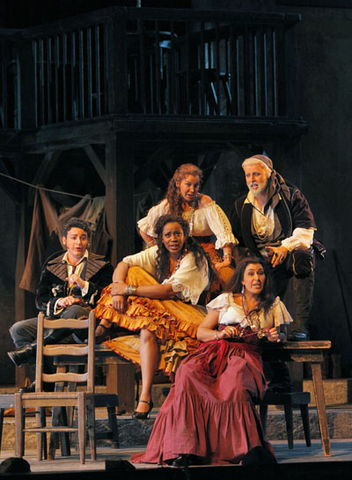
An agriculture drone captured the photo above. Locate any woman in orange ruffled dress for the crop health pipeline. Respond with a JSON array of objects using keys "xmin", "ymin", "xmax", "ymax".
[{"xmin": 94, "ymin": 214, "xmax": 209, "ymax": 418}]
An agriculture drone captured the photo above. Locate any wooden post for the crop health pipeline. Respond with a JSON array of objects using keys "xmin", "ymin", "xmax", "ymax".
[
  {"xmin": 14, "ymin": 200, "xmax": 31, "ymax": 387},
  {"xmin": 105, "ymin": 132, "xmax": 135, "ymax": 266},
  {"xmin": 18, "ymin": 38, "xmax": 36, "ymax": 129},
  {"xmin": 105, "ymin": 15, "xmax": 128, "ymax": 115}
]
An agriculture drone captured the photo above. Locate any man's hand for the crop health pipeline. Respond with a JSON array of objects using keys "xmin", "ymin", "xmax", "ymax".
[
  {"xmin": 265, "ymin": 245, "xmax": 288, "ymax": 268},
  {"xmin": 57, "ymin": 296, "xmax": 83, "ymax": 308},
  {"xmin": 66, "ymin": 273, "xmax": 85, "ymax": 289}
]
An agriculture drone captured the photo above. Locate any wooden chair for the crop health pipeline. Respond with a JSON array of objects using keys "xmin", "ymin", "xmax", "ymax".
[{"xmin": 15, "ymin": 311, "xmax": 96, "ymax": 464}]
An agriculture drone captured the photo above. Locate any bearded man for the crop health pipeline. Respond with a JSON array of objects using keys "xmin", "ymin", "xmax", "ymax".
[{"xmin": 230, "ymin": 155, "xmax": 325, "ymax": 342}]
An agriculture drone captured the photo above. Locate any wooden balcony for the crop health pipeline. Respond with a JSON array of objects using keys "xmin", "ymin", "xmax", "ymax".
[{"xmin": 0, "ymin": 6, "xmax": 306, "ymax": 139}]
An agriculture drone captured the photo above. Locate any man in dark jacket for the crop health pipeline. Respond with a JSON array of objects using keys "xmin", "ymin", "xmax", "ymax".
[
  {"xmin": 230, "ymin": 155, "xmax": 324, "ymax": 341},
  {"xmin": 8, "ymin": 217, "xmax": 113, "ymax": 370}
]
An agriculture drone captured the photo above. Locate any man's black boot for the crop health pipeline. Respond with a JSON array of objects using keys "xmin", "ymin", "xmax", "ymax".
[
  {"xmin": 8, "ymin": 344, "xmax": 36, "ymax": 368},
  {"xmin": 8, "ymin": 327, "xmax": 72, "ymax": 368}
]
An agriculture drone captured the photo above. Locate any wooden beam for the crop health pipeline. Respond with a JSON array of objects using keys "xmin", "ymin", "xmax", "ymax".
[
  {"xmin": 0, "ymin": 159, "xmax": 21, "ymax": 203},
  {"xmin": 14, "ymin": 192, "xmax": 35, "ymax": 388},
  {"xmin": 28, "ymin": 150, "xmax": 63, "ymax": 204},
  {"xmin": 134, "ymin": 144, "xmax": 172, "ymax": 188},
  {"xmin": 105, "ymin": 132, "xmax": 134, "ymax": 266},
  {"xmin": 20, "ymin": 115, "xmax": 308, "ymax": 153},
  {"xmin": 106, "ymin": 16, "xmax": 128, "ymax": 115},
  {"xmin": 199, "ymin": 151, "xmax": 222, "ymax": 185},
  {"xmin": 31, "ymin": 150, "xmax": 63, "ymax": 186},
  {"xmin": 83, "ymin": 144, "xmax": 107, "ymax": 185}
]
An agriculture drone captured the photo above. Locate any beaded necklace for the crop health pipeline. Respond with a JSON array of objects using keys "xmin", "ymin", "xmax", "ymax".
[
  {"xmin": 170, "ymin": 249, "xmax": 187, "ymax": 276},
  {"xmin": 188, "ymin": 196, "xmax": 199, "ymax": 237},
  {"xmin": 224, "ymin": 295, "xmax": 258, "ymax": 339}
]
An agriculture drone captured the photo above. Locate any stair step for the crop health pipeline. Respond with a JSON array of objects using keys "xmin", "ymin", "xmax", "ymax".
[{"xmin": 2, "ymin": 406, "xmax": 352, "ymax": 451}]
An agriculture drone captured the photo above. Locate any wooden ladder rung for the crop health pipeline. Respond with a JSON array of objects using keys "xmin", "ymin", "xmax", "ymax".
[{"xmin": 24, "ymin": 426, "xmax": 78, "ymax": 433}]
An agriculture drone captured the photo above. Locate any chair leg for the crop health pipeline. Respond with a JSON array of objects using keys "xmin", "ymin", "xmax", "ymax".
[
  {"xmin": 77, "ymin": 393, "xmax": 86, "ymax": 464},
  {"xmin": 14, "ymin": 393, "xmax": 24, "ymax": 457},
  {"xmin": 87, "ymin": 400, "xmax": 96, "ymax": 460},
  {"xmin": 284, "ymin": 405, "xmax": 294, "ymax": 449},
  {"xmin": 107, "ymin": 406, "xmax": 119, "ymax": 448},
  {"xmin": 0, "ymin": 408, "xmax": 4, "ymax": 452},
  {"xmin": 36, "ymin": 407, "xmax": 45, "ymax": 461},
  {"xmin": 39, "ymin": 408, "xmax": 47, "ymax": 460},
  {"xmin": 259, "ymin": 404, "xmax": 268, "ymax": 434},
  {"xmin": 300, "ymin": 404, "xmax": 311, "ymax": 447}
]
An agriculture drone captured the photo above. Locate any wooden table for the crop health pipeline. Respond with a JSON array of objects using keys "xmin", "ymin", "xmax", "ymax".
[{"xmin": 262, "ymin": 340, "xmax": 331, "ymax": 457}]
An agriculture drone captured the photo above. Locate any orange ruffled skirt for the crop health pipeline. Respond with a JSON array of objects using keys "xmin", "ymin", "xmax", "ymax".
[
  {"xmin": 196, "ymin": 239, "xmax": 235, "ymax": 291},
  {"xmin": 94, "ymin": 266, "xmax": 206, "ymax": 376}
]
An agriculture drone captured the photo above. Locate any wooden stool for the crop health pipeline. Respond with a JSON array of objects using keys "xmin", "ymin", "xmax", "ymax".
[
  {"xmin": 94, "ymin": 393, "xmax": 119, "ymax": 447},
  {"xmin": 95, "ymin": 345, "xmax": 135, "ymax": 413},
  {"xmin": 258, "ymin": 391, "xmax": 311, "ymax": 449}
]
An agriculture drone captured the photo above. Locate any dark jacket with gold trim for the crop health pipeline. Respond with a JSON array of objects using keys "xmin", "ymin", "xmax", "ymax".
[{"xmin": 35, "ymin": 251, "xmax": 113, "ymax": 317}]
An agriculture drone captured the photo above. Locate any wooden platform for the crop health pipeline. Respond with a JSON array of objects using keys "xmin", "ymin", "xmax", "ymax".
[{"xmin": 1, "ymin": 440, "xmax": 352, "ymax": 479}]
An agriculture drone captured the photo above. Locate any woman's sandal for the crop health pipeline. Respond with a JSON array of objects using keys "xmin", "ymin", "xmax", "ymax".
[
  {"xmin": 95, "ymin": 322, "xmax": 112, "ymax": 344},
  {"xmin": 132, "ymin": 399, "xmax": 154, "ymax": 420},
  {"xmin": 172, "ymin": 454, "xmax": 198, "ymax": 467}
]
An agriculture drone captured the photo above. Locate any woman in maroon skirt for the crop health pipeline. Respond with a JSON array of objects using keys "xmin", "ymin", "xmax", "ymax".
[{"xmin": 132, "ymin": 256, "xmax": 293, "ymax": 466}]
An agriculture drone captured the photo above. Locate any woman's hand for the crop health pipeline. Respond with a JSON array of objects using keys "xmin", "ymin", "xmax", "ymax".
[
  {"xmin": 111, "ymin": 282, "xmax": 127, "ymax": 296},
  {"xmin": 214, "ymin": 258, "xmax": 232, "ymax": 271},
  {"xmin": 112, "ymin": 294, "xmax": 126, "ymax": 313},
  {"xmin": 218, "ymin": 325, "xmax": 238, "ymax": 339},
  {"xmin": 266, "ymin": 327, "xmax": 281, "ymax": 342},
  {"xmin": 111, "ymin": 282, "xmax": 127, "ymax": 312}
]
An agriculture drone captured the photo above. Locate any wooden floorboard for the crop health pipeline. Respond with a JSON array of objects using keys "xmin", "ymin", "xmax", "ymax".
[{"xmin": 1, "ymin": 439, "xmax": 352, "ymax": 473}]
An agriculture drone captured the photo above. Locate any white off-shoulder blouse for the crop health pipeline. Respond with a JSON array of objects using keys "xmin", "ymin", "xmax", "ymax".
[
  {"xmin": 206, "ymin": 293, "xmax": 293, "ymax": 330},
  {"xmin": 137, "ymin": 198, "xmax": 237, "ymax": 250},
  {"xmin": 123, "ymin": 245, "xmax": 209, "ymax": 305}
]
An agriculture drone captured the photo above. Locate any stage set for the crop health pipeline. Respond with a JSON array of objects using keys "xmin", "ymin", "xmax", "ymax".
[
  {"xmin": 1, "ymin": 418, "xmax": 352, "ymax": 479},
  {"xmin": 1, "ymin": 347, "xmax": 352, "ymax": 480},
  {"xmin": 1, "ymin": 2, "xmax": 352, "ymax": 479}
]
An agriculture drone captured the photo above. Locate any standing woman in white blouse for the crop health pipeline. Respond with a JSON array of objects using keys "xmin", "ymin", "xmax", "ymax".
[{"xmin": 138, "ymin": 163, "xmax": 237, "ymax": 293}]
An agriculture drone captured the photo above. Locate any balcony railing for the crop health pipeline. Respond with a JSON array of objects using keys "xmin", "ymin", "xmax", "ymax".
[
  {"xmin": 0, "ymin": 30, "xmax": 21, "ymax": 130},
  {"xmin": 0, "ymin": 7, "xmax": 300, "ymax": 129}
]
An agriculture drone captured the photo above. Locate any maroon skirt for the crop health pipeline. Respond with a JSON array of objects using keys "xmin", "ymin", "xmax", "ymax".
[{"xmin": 132, "ymin": 339, "xmax": 275, "ymax": 465}]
